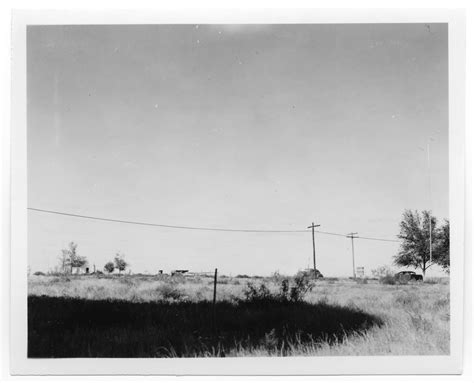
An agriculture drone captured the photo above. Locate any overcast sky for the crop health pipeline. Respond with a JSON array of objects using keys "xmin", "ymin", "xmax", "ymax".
[{"xmin": 27, "ymin": 24, "xmax": 448, "ymax": 276}]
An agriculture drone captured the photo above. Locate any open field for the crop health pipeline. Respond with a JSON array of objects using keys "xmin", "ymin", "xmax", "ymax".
[{"xmin": 28, "ymin": 274, "xmax": 450, "ymax": 357}]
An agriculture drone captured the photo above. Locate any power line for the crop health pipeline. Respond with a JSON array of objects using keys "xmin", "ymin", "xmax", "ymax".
[
  {"xmin": 356, "ymin": 235, "xmax": 400, "ymax": 243},
  {"xmin": 27, "ymin": 207, "xmax": 401, "ymax": 242},
  {"xmin": 313, "ymin": 230, "xmax": 399, "ymax": 243},
  {"xmin": 27, "ymin": 208, "xmax": 308, "ymax": 233}
]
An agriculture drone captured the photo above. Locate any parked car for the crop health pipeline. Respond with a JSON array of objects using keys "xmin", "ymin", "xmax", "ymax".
[
  {"xmin": 300, "ymin": 268, "xmax": 324, "ymax": 279},
  {"xmin": 395, "ymin": 271, "xmax": 423, "ymax": 282}
]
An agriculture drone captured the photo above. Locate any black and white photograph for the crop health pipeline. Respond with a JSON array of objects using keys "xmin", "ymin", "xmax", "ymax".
[{"xmin": 8, "ymin": 8, "xmax": 467, "ymax": 376}]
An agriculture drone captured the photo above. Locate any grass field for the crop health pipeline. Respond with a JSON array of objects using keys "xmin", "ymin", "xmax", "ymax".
[{"xmin": 27, "ymin": 274, "xmax": 450, "ymax": 357}]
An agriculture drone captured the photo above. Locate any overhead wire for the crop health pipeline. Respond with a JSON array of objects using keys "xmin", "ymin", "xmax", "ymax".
[{"xmin": 27, "ymin": 207, "xmax": 401, "ymax": 243}]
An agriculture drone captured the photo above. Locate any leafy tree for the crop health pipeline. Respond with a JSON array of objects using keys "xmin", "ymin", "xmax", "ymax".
[
  {"xmin": 60, "ymin": 242, "xmax": 88, "ymax": 274},
  {"xmin": 114, "ymin": 253, "xmax": 128, "ymax": 275},
  {"xmin": 434, "ymin": 220, "xmax": 450, "ymax": 272},
  {"xmin": 394, "ymin": 210, "xmax": 440, "ymax": 277},
  {"xmin": 104, "ymin": 261, "xmax": 115, "ymax": 274}
]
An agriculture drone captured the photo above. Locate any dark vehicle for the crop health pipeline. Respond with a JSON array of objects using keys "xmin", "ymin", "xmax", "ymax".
[
  {"xmin": 395, "ymin": 271, "xmax": 423, "ymax": 282},
  {"xmin": 300, "ymin": 268, "xmax": 324, "ymax": 279}
]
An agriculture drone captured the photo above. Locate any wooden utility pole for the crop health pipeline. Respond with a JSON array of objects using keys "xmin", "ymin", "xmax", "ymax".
[
  {"xmin": 307, "ymin": 222, "xmax": 321, "ymax": 279},
  {"xmin": 346, "ymin": 232, "xmax": 359, "ymax": 278},
  {"xmin": 427, "ymin": 141, "xmax": 433, "ymax": 264}
]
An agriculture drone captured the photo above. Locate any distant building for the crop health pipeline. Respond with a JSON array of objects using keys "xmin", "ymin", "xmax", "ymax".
[
  {"xmin": 71, "ymin": 266, "xmax": 88, "ymax": 274},
  {"xmin": 171, "ymin": 269, "xmax": 189, "ymax": 276}
]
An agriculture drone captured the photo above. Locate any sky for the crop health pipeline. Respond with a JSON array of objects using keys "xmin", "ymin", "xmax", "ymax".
[{"xmin": 27, "ymin": 24, "xmax": 448, "ymax": 277}]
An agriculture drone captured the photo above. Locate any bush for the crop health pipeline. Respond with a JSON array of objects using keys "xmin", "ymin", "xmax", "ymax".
[
  {"xmin": 33, "ymin": 271, "xmax": 45, "ymax": 276},
  {"xmin": 243, "ymin": 282, "xmax": 271, "ymax": 301},
  {"xmin": 289, "ymin": 273, "xmax": 315, "ymax": 302},
  {"xmin": 270, "ymin": 271, "xmax": 288, "ymax": 284},
  {"xmin": 156, "ymin": 284, "xmax": 184, "ymax": 300},
  {"xmin": 371, "ymin": 265, "xmax": 394, "ymax": 280},
  {"xmin": 244, "ymin": 273, "xmax": 314, "ymax": 303}
]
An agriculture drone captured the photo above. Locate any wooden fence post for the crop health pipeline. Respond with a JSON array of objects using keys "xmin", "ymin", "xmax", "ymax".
[{"xmin": 212, "ymin": 268, "xmax": 217, "ymax": 333}]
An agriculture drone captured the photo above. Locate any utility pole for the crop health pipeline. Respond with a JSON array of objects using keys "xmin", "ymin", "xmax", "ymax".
[
  {"xmin": 346, "ymin": 232, "xmax": 359, "ymax": 278},
  {"xmin": 419, "ymin": 139, "xmax": 434, "ymax": 264},
  {"xmin": 307, "ymin": 222, "xmax": 321, "ymax": 279},
  {"xmin": 427, "ymin": 141, "xmax": 433, "ymax": 263}
]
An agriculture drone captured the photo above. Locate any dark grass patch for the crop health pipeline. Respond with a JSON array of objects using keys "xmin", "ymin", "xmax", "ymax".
[{"xmin": 28, "ymin": 295, "xmax": 382, "ymax": 358}]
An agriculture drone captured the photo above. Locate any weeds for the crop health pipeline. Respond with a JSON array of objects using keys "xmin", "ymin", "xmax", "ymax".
[
  {"xmin": 156, "ymin": 284, "xmax": 184, "ymax": 300},
  {"xmin": 28, "ymin": 295, "xmax": 381, "ymax": 358},
  {"xmin": 27, "ymin": 274, "xmax": 450, "ymax": 357},
  {"xmin": 244, "ymin": 273, "xmax": 314, "ymax": 303}
]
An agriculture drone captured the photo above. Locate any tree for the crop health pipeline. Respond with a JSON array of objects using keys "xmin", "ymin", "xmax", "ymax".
[
  {"xmin": 394, "ymin": 210, "xmax": 440, "ymax": 278},
  {"xmin": 371, "ymin": 265, "xmax": 394, "ymax": 279},
  {"xmin": 114, "ymin": 253, "xmax": 128, "ymax": 275},
  {"xmin": 60, "ymin": 242, "xmax": 88, "ymax": 274},
  {"xmin": 58, "ymin": 248, "xmax": 70, "ymax": 274},
  {"xmin": 434, "ymin": 220, "xmax": 450, "ymax": 272},
  {"xmin": 104, "ymin": 261, "xmax": 115, "ymax": 274}
]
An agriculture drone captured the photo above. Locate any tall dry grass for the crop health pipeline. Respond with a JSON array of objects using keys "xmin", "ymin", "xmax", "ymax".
[{"xmin": 28, "ymin": 274, "xmax": 449, "ymax": 356}]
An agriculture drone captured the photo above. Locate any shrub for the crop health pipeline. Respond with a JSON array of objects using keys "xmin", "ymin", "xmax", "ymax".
[
  {"xmin": 371, "ymin": 265, "xmax": 394, "ymax": 280},
  {"xmin": 270, "ymin": 271, "xmax": 288, "ymax": 284},
  {"xmin": 356, "ymin": 278, "xmax": 369, "ymax": 284},
  {"xmin": 289, "ymin": 273, "xmax": 314, "ymax": 302},
  {"xmin": 244, "ymin": 273, "xmax": 314, "ymax": 303},
  {"xmin": 33, "ymin": 271, "xmax": 45, "ymax": 276},
  {"xmin": 243, "ymin": 282, "xmax": 271, "ymax": 301},
  {"xmin": 156, "ymin": 284, "xmax": 184, "ymax": 300}
]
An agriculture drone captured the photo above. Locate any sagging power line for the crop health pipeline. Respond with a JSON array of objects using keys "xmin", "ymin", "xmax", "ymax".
[{"xmin": 27, "ymin": 207, "xmax": 401, "ymax": 243}]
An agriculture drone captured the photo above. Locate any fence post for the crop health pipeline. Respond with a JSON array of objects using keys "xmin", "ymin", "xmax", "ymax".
[{"xmin": 212, "ymin": 268, "xmax": 218, "ymax": 334}]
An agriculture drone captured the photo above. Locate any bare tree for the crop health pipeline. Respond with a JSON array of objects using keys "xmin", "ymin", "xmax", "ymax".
[{"xmin": 58, "ymin": 248, "xmax": 70, "ymax": 274}]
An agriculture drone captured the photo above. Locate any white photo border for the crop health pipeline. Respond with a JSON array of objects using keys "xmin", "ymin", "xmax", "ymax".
[{"xmin": 10, "ymin": 8, "xmax": 466, "ymax": 375}]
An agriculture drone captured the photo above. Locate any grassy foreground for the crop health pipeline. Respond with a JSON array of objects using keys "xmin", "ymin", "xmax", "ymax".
[{"xmin": 27, "ymin": 274, "xmax": 450, "ymax": 357}]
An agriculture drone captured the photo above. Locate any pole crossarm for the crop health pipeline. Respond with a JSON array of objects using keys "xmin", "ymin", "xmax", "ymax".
[{"xmin": 346, "ymin": 232, "xmax": 359, "ymax": 239}]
